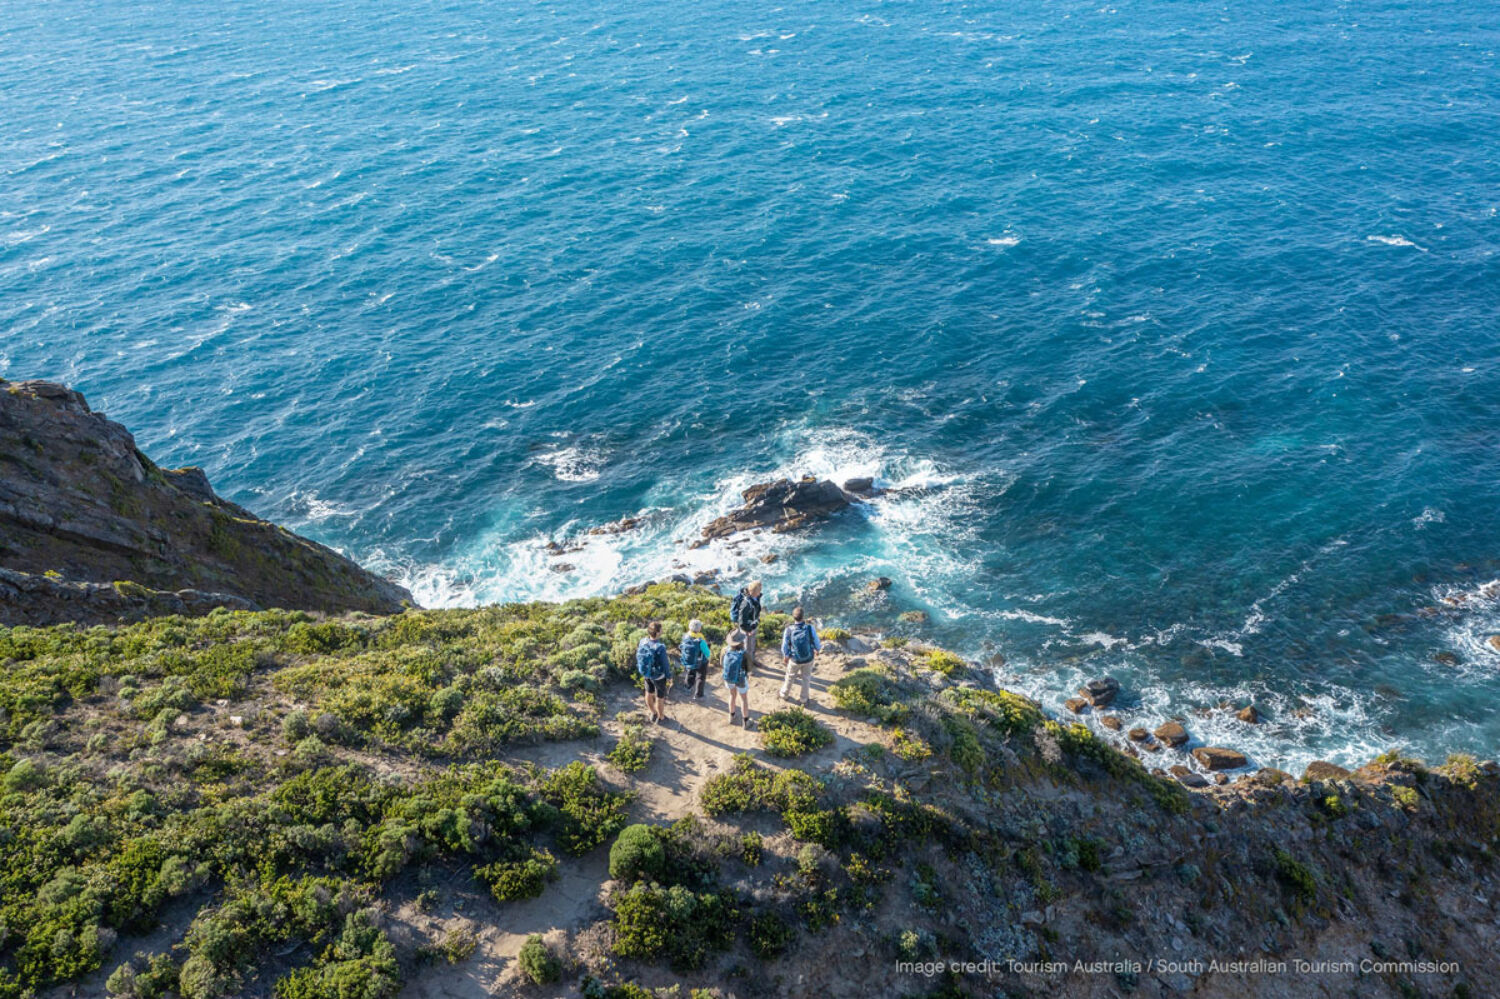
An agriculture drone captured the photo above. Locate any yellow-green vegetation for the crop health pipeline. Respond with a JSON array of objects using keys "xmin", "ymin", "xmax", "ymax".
[
  {"xmin": 890, "ymin": 726, "xmax": 932, "ymax": 762},
  {"xmin": 820, "ymin": 627, "xmax": 852, "ymax": 642},
  {"xmin": 609, "ymin": 719, "xmax": 655, "ymax": 773},
  {"xmin": 921, "ymin": 649, "xmax": 964, "ymax": 675},
  {"xmin": 757, "ymin": 708, "xmax": 835, "ymax": 757},
  {"xmin": 828, "ymin": 667, "xmax": 909, "ymax": 724},
  {"xmin": 517, "ymin": 934, "xmax": 561, "ymax": 985},
  {"xmin": 0, "ymin": 585, "xmax": 724, "ymax": 998}
]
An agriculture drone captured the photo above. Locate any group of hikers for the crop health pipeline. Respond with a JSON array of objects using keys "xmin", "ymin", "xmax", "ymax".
[{"xmin": 634, "ymin": 580, "xmax": 823, "ymax": 728}]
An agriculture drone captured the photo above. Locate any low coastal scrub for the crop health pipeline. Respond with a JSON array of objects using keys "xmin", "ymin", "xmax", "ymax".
[{"xmin": 758, "ymin": 708, "xmax": 835, "ymax": 757}]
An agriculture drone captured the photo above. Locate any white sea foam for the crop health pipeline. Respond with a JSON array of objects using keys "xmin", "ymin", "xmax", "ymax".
[
  {"xmin": 531, "ymin": 443, "xmax": 607, "ymax": 482},
  {"xmin": 1366, "ymin": 234, "xmax": 1428, "ymax": 252},
  {"xmin": 986, "ymin": 235, "xmax": 1020, "ymax": 247}
]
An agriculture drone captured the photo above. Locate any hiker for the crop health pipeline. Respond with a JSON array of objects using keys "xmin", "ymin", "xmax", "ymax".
[
  {"xmin": 636, "ymin": 620, "xmax": 671, "ymax": 725},
  {"xmin": 680, "ymin": 618, "xmax": 711, "ymax": 699},
  {"xmin": 722, "ymin": 630, "xmax": 752, "ymax": 726},
  {"xmin": 731, "ymin": 580, "xmax": 763, "ymax": 669},
  {"xmin": 780, "ymin": 606, "xmax": 822, "ymax": 705}
]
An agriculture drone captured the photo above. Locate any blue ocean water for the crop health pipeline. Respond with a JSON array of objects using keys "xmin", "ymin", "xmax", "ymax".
[{"xmin": 3, "ymin": 0, "xmax": 1498, "ymax": 772}]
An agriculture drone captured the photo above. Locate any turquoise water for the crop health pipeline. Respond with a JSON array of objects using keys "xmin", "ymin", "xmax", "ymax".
[{"xmin": 4, "ymin": 0, "xmax": 1498, "ymax": 772}]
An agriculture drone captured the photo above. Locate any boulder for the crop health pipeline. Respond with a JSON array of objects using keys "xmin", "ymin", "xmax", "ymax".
[
  {"xmin": 1065, "ymin": 697, "xmax": 1090, "ymax": 714},
  {"xmin": 1192, "ymin": 746, "xmax": 1248, "ymax": 771},
  {"xmin": 1488, "ymin": 635, "xmax": 1500, "ymax": 653},
  {"xmin": 1154, "ymin": 721, "xmax": 1189, "ymax": 747},
  {"xmin": 699, "ymin": 477, "xmax": 854, "ymax": 544},
  {"xmin": 867, "ymin": 577, "xmax": 893, "ymax": 592},
  {"xmin": 1079, "ymin": 676, "xmax": 1120, "ymax": 707},
  {"xmin": 1128, "ymin": 728, "xmax": 1150, "ymax": 742},
  {"xmin": 843, "ymin": 477, "xmax": 879, "ymax": 495},
  {"xmin": 1169, "ymin": 765, "xmax": 1210, "ymax": 788},
  {"xmin": 760, "ymin": 553, "xmax": 779, "ymax": 564},
  {"xmin": 1303, "ymin": 760, "xmax": 1352, "ymax": 781},
  {"xmin": 898, "ymin": 610, "xmax": 929, "ymax": 624},
  {"xmin": 1100, "ymin": 715, "xmax": 1123, "ymax": 731},
  {"xmin": 1237, "ymin": 705, "xmax": 1259, "ymax": 724}
]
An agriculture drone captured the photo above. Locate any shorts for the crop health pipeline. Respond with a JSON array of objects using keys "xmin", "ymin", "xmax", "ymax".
[
  {"xmin": 723, "ymin": 677, "xmax": 748, "ymax": 694},
  {"xmin": 644, "ymin": 677, "xmax": 668, "ymax": 697}
]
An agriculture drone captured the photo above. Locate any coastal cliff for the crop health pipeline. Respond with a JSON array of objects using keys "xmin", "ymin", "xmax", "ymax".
[
  {"xmin": 0, "ymin": 391, "xmax": 1495, "ymax": 999},
  {"xmin": 0, "ymin": 379, "xmax": 411, "ymax": 625}
]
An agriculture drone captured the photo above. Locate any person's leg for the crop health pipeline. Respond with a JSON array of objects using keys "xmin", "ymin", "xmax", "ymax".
[
  {"xmin": 745, "ymin": 630, "xmax": 757, "ymax": 670},
  {"xmin": 800, "ymin": 661, "xmax": 811, "ymax": 704},
  {"xmin": 656, "ymin": 680, "xmax": 669, "ymax": 722},
  {"xmin": 645, "ymin": 689, "xmax": 658, "ymax": 722},
  {"xmin": 780, "ymin": 660, "xmax": 793, "ymax": 700}
]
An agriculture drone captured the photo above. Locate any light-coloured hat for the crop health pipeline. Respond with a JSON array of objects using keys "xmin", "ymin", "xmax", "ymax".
[
  {"xmin": 728, "ymin": 630, "xmax": 746, "ymax": 649},
  {"xmin": 689, "ymin": 618, "xmax": 703, "ymax": 632}
]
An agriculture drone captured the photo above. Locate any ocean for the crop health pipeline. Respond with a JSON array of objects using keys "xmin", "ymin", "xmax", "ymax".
[{"xmin": 3, "ymin": 0, "xmax": 1498, "ymax": 774}]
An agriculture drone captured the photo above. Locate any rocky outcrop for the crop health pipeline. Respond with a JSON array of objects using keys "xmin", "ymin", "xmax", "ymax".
[
  {"xmin": 695, "ymin": 476, "xmax": 857, "ymax": 546},
  {"xmin": 0, "ymin": 379, "xmax": 412, "ymax": 626},
  {"xmin": 1304, "ymin": 760, "xmax": 1353, "ymax": 781},
  {"xmin": 1193, "ymin": 746, "xmax": 1249, "ymax": 770},
  {"xmin": 1154, "ymin": 720, "xmax": 1189, "ymax": 747},
  {"xmin": 1078, "ymin": 676, "xmax": 1120, "ymax": 707}
]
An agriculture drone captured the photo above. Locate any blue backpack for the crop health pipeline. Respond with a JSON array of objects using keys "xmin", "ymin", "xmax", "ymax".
[
  {"xmin": 788, "ymin": 622, "xmax": 815, "ymax": 663},
  {"xmin": 722, "ymin": 648, "xmax": 747, "ymax": 685},
  {"xmin": 680, "ymin": 634, "xmax": 705, "ymax": 669},
  {"xmin": 636, "ymin": 640, "xmax": 659, "ymax": 677}
]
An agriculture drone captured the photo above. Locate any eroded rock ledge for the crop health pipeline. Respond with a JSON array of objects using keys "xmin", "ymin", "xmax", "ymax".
[{"xmin": 0, "ymin": 378, "xmax": 412, "ymax": 625}]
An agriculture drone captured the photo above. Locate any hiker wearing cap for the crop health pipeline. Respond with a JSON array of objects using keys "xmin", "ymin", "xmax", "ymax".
[
  {"xmin": 731, "ymin": 581, "xmax": 763, "ymax": 670},
  {"xmin": 722, "ymin": 630, "xmax": 752, "ymax": 726},
  {"xmin": 636, "ymin": 620, "xmax": 671, "ymax": 725},
  {"xmin": 680, "ymin": 618, "xmax": 711, "ymax": 699},
  {"xmin": 780, "ymin": 606, "xmax": 822, "ymax": 706}
]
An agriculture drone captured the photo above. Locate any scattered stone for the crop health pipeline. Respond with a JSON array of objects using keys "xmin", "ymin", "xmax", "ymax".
[
  {"xmin": 1237, "ymin": 704, "xmax": 1259, "ymax": 724},
  {"xmin": 1100, "ymin": 715, "xmax": 1122, "ymax": 731},
  {"xmin": 1154, "ymin": 721, "xmax": 1188, "ymax": 747},
  {"xmin": 1192, "ymin": 746, "xmax": 1248, "ymax": 771},
  {"xmin": 898, "ymin": 610, "xmax": 929, "ymax": 624},
  {"xmin": 1433, "ymin": 651, "xmax": 1459, "ymax": 666},
  {"xmin": 1303, "ymin": 760, "xmax": 1352, "ymax": 781},
  {"xmin": 1079, "ymin": 676, "xmax": 1120, "ymax": 707},
  {"xmin": 1020, "ymin": 910, "xmax": 1045, "ymax": 928},
  {"xmin": 1488, "ymin": 635, "xmax": 1500, "ymax": 653},
  {"xmin": 622, "ymin": 582, "xmax": 652, "ymax": 596},
  {"xmin": 760, "ymin": 553, "xmax": 779, "ymax": 564},
  {"xmin": 1145, "ymin": 743, "xmax": 1162, "ymax": 753},
  {"xmin": 867, "ymin": 577, "xmax": 893, "ymax": 593},
  {"xmin": 1213, "ymin": 773, "xmax": 1230, "ymax": 785},
  {"xmin": 1128, "ymin": 727, "xmax": 1150, "ymax": 742},
  {"xmin": 843, "ymin": 476, "xmax": 879, "ymax": 495},
  {"xmin": 698, "ymin": 477, "xmax": 854, "ymax": 544},
  {"xmin": 229, "ymin": 715, "xmax": 243, "ymax": 728},
  {"xmin": 587, "ymin": 516, "xmax": 640, "ymax": 536},
  {"xmin": 549, "ymin": 563, "xmax": 575, "ymax": 574},
  {"xmin": 1169, "ymin": 765, "xmax": 1210, "ymax": 788},
  {"xmin": 1065, "ymin": 697, "xmax": 1090, "ymax": 714},
  {"xmin": 1251, "ymin": 768, "xmax": 1293, "ymax": 786}
]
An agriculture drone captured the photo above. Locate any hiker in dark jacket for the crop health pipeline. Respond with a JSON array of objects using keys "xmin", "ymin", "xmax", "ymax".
[
  {"xmin": 780, "ymin": 605, "xmax": 822, "ymax": 705},
  {"xmin": 722, "ymin": 630, "xmax": 752, "ymax": 726},
  {"xmin": 680, "ymin": 618, "xmax": 711, "ymax": 699},
  {"xmin": 636, "ymin": 620, "xmax": 671, "ymax": 725},
  {"xmin": 731, "ymin": 581, "xmax": 763, "ymax": 670}
]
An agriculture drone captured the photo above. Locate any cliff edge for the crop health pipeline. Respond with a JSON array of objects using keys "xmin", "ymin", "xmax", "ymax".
[{"xmin": 0, "ymin": 379, "xmax": 411, "ymax": 625}]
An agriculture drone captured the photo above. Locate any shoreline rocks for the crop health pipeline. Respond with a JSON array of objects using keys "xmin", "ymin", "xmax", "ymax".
[
  {"xmin": 1193, "ymin": 746, "xmax": 1249, "ymax": 771},
  {"xmin": 694, "ymin": 476, "xmax": 857, "ymax": 547},
  {"xmin": 1154, "ymin": 721, "xmax": 1189, "ymax": 747},
  {"xmin": 1078, "ymin": 676, "xmax": 1120, "ymax": 707}
]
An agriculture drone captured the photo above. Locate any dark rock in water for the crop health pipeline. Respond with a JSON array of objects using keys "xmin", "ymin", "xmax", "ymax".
[
  {"xmin": 0, "ymin": 378, "xmax": 411, "ymax": 626},
  {"xmin": 1079, "ymin": 676, "xmax": 1120, "ymax": 707},
  {"xmin": 1237, "ymin": 705, "xmax": 1259, "ymax": 724},
  {"xmin": 1065, "ymin": 697, "xmax": 1090, "ymax": 714},
  {"xmin": 692, "ymin": 570, "xmax": 720, "ymax": 586},
  {"xmin": 550, "ymin": 563, "xmax": 576, "ymax": 574},
  {"xmin": 898, "ymin": 610, "xmax": 929, "ymax": 624},
  {"xmin": 843, "ymin": 476, "xmax": 879, "ymax": 495},
  {"xmin": 670, "ymin": 573, "xmax": 694, "ymax": 586},
  {"xmin": 1127, "ymin": 727, "xmax": 1150, "ymax": 742},
  {"xmin": 1303, "ymin": 760, "xmax": 1352, "ymax": 781},
  {"xmin": 1169, "ymin": 765, "xmax": 1210, "ymax": 788},
  {"xmin": 588, "ymin": 516, "xmax": 640, "ymax": 536},
  {"xmin": 698, "ymin": 476, "xmax": 854, "ymax": 544},
  {"xmin": 1433, "ymin": 651, "xmax": 1459, "ymax": 666},
  {"xmin": 1154, "ymin": 721, "xmax": 1189, "ymax": 747},
  {"xmin": 1100, "ymin": 715, "xmax": 1123, "ymax": 731},
  {"xmin": 1488, "ymin": 635, "xmax": 1500, "ymax": 653},
  {"xmin": 1193, "ymin": 746, "xmax": 1248, "ymax": 771},
  {"xmin": 760, "ymin": 553, "xmax": 779, "ymax": 564},
  {"xmin": 867, "ymin": 576, "xmax": 893, "ymax": 592},
  {"xmin": 622, "ymin": 581, "xmax": 654, "ymax": 596}
]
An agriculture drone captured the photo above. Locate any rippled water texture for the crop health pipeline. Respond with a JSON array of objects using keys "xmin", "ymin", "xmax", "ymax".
[{"xmin": 4, "ymin": 0, "xmax": 1499, "ymax": 771}]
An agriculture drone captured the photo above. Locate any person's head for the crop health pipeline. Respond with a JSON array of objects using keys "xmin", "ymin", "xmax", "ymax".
[
  {"xmin": 748, "ymin": 581, "xmax": 763, "ymax": 597},
  {"xmin": 728, "ymin": 630, "xmax": 745, "ymax": 649},
  {"xmin": 792, "ymin": 606, "xmax": 805, "ymax": 622},
  {"xmin": 689, "ymin": 618, "xmax": 703, "ymax": 634},
  {"xmin": 647, "ymin": 620, "xmax": 662, "ymax": 638}
]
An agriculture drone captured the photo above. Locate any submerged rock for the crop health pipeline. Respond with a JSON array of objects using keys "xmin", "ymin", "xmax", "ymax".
[
  {"xmin": 867, "ymin": 576, "xmax": 893, "ymax": 592},
  {"xmin": 1079, "ymin": 676, "xmax": 1120, "ymax": 707},
  {"xmin": 696, "ymin": 476, "xmax": 855, "ymax": 545},
  {"xmin": 1065, "ymin": 697, "xmax": 1090, "ymax": 714},
  {"xmin": 1237, "ymin": 704, "xmax": 1260, "ymax": 724},
  {"xmin": 1100, "ymin": 715, "xmax": 1123, "ymax": 731},
  {"xmin": 1169, "ymin": 764, "xmax": 1210, "ymax": 788}
]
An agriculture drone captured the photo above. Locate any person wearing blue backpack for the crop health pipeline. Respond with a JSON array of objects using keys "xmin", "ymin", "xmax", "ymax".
[
  {"xmin": 680, "ymin": 618, "xmax": 711, "ymax": 699},
  {"xmin": 779, "ymin": 606, "xmax": 822, "ymax": 706},
  {"xmin": 636, "ymin": 620, "xmax": 672, "ymax": 725},
  {"xmin": 722, "ymin": 630, "xmax": 752, "ymax": 726}
]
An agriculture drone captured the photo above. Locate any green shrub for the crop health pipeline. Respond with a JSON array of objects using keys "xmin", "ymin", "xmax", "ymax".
[
  {"xmin": 1273, "ymin": 850, "xmax": 1317, "ymax": 902},
  {"xmin": 821, "ymin": 627, "xmax": 853, "ymax": 642},
  {"xmin": 890, "ymin": 727, "xmax": 931, "ymax": 762},
  {"xmin": 475, "ymin": 848, "xmax": 558, "ymax": 903},
  {"xmin": 829, "ymin": 669, "xmax": 907, "ymax": 724},
  {"xmin": 748, "ymin": 911, "xmax": 794, "ymax": 958},
  {"xmin": 517, "ymin": 935, "xmax": 561, "ymax": 985},
  {"xmin": 609, "ymin": 825, "xmax": 666, "ymax": 882},
  {"xmin": 610, "ymin": 883, "xmax": 737, "ymax": 971},
  {"xmin": 758, "ymin": 708, "xmax": 835, "ymax": 757},
  {"xmin": 541, "ymin": 762, "xmax": 629, "ymax": 854},
  {"xmin": 740, "ymin": 831, "xmax": 763, "ymax": 866},
  {"xmin": 608, "ymin": 724, "xmax": 654, "ymax": 773},
  {"xmin": 922, "ymin": 650, "xmax": 964, "ymax": 675}
]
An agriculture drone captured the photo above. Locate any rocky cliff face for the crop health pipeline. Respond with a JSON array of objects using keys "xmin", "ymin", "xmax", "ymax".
[{"xmin": 0, "ymin": 379, "xmax": 411, "ymax": 625}]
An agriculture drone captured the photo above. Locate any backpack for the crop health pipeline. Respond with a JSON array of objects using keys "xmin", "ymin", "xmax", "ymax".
[
  {"xmin": 788, "ymin": 622, "xmax": 815, "ymax": 663},
  {"xmin": 730, "ymin": 590, "xmax": 747, "ymax": 625},
  {"xmin": 680, "ymin": 634, "xmax": 705, "ymax": 669},
  {"xmin": 722, "ymin": 648, "xmax": 746, "ymax": 685},
  {"xmin": 636, "ymin": 640, "xmax": 657, "ymax": 677}
]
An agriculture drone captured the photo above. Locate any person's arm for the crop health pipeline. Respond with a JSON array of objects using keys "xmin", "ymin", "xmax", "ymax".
[
  {"xmin": 781, "ymin": 627, "xmax": 791, "ymax": 660},
  {"xmin": 811, "ymin": 628, "xmax": 822, "ymax": 655}
]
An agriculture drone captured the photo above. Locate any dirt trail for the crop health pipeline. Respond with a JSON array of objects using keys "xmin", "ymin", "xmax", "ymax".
[{"xmin": 397, "ymin": 647, "xmax": 883, "ymax": 996}]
